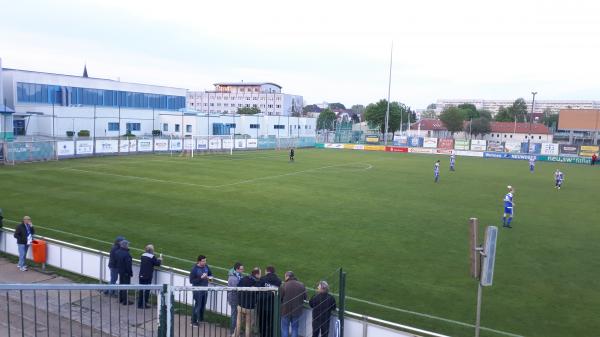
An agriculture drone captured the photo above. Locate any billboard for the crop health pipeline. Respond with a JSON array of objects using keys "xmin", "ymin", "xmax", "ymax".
[
  {"xmin": 169, "ymin": 139, "xmax": 182, "ymax": 151},
  {"xmin": 470, "ymin": 140, "xmax": 487, "ymax": 151},
  {"xmin": 540, "ymin": 143, "xmax": 559, "ymax": 155},
  {"xmin": 538, "ymin": 155, "xmax": 591, "ymax": 165},
  {"xmin": 128, "ymin": 139, "xmax": 137, "ymax": 152},
  {"xmin": 455, "ymin": 150, "xmax": 484, "ymax": 157},
  {"xmin": 408, "ymin": 137, "xmax": 423, "ymax": 147},
  {"xmin": 408, "ymin": 148, "xmax": 435, "ymax": 154},
  {"xmin": 486, "ymin": 141, "xmax": 504, "ymax": 152},
  {"xmin": 504, "ymin": 141, "xmax": 521, "ymax": 153},
  {"xmin": 365, "ymin": 135, "xmax": 380, "ymax": 144},
  {"xmin": 235, "ymin": 139, "xmax": 247, "ymax": 149},
  {"xmin": 138, "ymin": 139, "xmax": 153, "ymax": 152},
  {"xmin": 183, "ymin": 138, "xmax": 194, "ymax": 151},
  {"xmin": 222, "ymin": 138, "xmax": 233, "ymax": 149},
  {"xmin": 559, "ymin": 144, "xmax": 578, "ymax": 156},
  {"xmin": 437, "ymin": 138, "xmax": 454, "ymax": 150},
  {"xmin": 57, "ymin": 141, "xmax": 75, "ymax": 157},
  {"xmin": 528, "ymin": 143, "xmax": 542, "ymax": 154},
  {"xmin": 385, "ymin": 146, "xmax": 408, "ymax": 153},
  {"xmin": 154, "ymin": 139, "xmax": 169, "ymax": 151},
  {"xmin": 364, "ymin": 145, "xmax": 385, "ymax": 151},
  {"xmin": 246, "ymin": 139, "xmax": 258, "ymax": 148},
  {"xmin": 6, "ymin": 142, "xmax": 55, "ymax": 162},
  {"xmin": 454, "ymin": 140, "xmax": 470, "ymax": 150},
  {"xmin": 423, "ymin": 137, "xmax": 438, "ymax": 148},
  {"xmin": 579, "ymin": 145, "xmax": 599, "ymax": 157},
  {"xmin": 209, "ymin": 137, "xmax": 221, "ymax": 149},
  {"xmin": 76, "ymin": 140, "xmax": 94, "ymax": 155},
  {"xmin": 119, "ymin": 140, "xmax": 129, "ymax": 153},
  {"xmin": 96, "ymin": 140, "xmax": 118, "ymax": 153},
  {"xmin": 196, "ymin": 138, "xmax": 208, "ymax": 150},
  {"xmin": 393, "ymin": 136, "xmax": 408, "ymax": 146}
]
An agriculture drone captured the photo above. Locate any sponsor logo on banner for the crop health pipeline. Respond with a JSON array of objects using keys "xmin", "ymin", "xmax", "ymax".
[
  {"xmin": 137, "ymin": 139, "xmax": 153, "ymax": 152},
  {"xmin": 119, "ymin": 141, "xmax": 130, "ymax": 153},
  {"xmin": 343, "ymin": 144, "xmax": 355, "ymax": 149},
  {"xmin": 57, "ymin": 141, "xmax": 75, "ymax": 156},
  {"xmin": 385, "ymin": 146, "xmax": 408, "ymax": 153},
  {"xmin": 540, "ymin": 143, "xmax": 559, "ymax": 155},
  {"xmin": 76, "ymin": 140, "xmax": 94, "ymax": 155},
  {"xmin": 96, "ymin": 140, "xmax": 118, "ymax": 153},
  {"xmin": 483, "ymin": 152, "xmax": 533, "ymax": 160},
  {"xmin": 364, "ymin": 145, "xmax": 385, "ymax": 151},
  {"xmin": 365, "ymin": 135, "xmax": 380, "ymax": 144},
  {"xmin": 154, "ymin": 139, "xmax": 169, "ymax": 151},
  {"xmin": 423, "ymin": 137, "xmax": 438, "ymax": 148},
  {"xmin": 470, "ymin": 140, "xmax": 487, "ymax": 151},
  {"xmin": 559, "ymin": 144, "xmax": 578, "ymax": 156},
  {"xmin": 579, "ymin": 145, "xmax": 599, "ymax": 157},
  {"xmin": 436, "ymin": 149, "xmax": 453, "ymax": 155},
  {"xmin": 454, "ymin": 140, "xmax": 470, "ymax": 150},
  {"xmin": 455, "ymin": 150, "xmax": 484, "ymax": 157},
  {"xmin": 353, "ymin": 145, "xmax": 364, "ymax": 150},
  {"xmin": 393, "ymin": 136, "xmax": 408, "ymax": 146},
  {"xmin": 528, "ymin": 143, "xmax": 542, "ymax": 154},
  {"xmin": 222, "ymin": 138, "xmax": 233, "ymax": 149},
  {"xmin": 408, "ymin": 137, "xmax": 423, "ymax": 147},
  {"xmin": 235, "ymin": 139, "xmax": 247, "ymax": 149},
  {"xmin": 504, "ymin": 141, "xmax": 521, "ymax": 153},
  {"xmin": 183, "ymin": 138, "xmax": 194, "ymax": 150},
  {"xmin": 196, "ymin": 139, "xmax": 208, "ymax": 150},
  {"xmin": 246, "ymin": 139, "xmax": 258, "ymax": 148},
  {"xmin": 538, "ymin": 155, "xmax": 591, "ymax": 164},
  {"xmin": 437, "ymin": 138, "xmax": 454, "ymax": 150},
  {"xmin": 209, "ymin": 138, "xmax": 221, "ymax": 149},
  {"xmin": 128, "ymin": 139, "xmax": 137, "ymax": 152},
  {"xmin": 324, "ymin": 143, "xmax": 344, "ymax": 149},
  {"xmin": 169, "ymin": 139, "xmax": 182, "ymax": 151},
  {"xmin": 408, "ymin": 148, "xmax": 435, "ymax": 154},
  {"xmin": 487, "ymin": 141, "xmax": 504, "ymax": 152}
]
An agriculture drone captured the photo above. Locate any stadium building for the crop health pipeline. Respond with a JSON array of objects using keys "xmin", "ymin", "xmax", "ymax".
[
  {"xmin": 187, "ymin": 82, "xmax": 303, "ymax": 116},
  {"xmin": 0, "ymin": 57, "xmax": 187, "ymax": 139}
]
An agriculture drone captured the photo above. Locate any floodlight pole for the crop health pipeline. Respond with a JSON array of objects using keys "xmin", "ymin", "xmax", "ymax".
[
  {"xmin": 384, "ymin": 42, "xmax": 393, "ymax": 145},
  {"xmin": 475, "ymin": 281, "xmax": 483, "ymax": 337}
]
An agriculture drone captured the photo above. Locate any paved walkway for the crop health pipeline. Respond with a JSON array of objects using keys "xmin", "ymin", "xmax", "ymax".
[{"xmin": 0, "ymin": 257, "xmax": 230, "ymax": 337}]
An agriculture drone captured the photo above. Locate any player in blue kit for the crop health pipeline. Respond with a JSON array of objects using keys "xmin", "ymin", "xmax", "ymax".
[
  {"xmin": 450, "ymin": 153, "xmax": 456, "ymax": 171},
  {"xmin": 502, "ymin": 185, "xmax": 515, "ymax": 228},
  {"xmin": 529, "ymin": 156, "xmax": 536, "ymax": 172},
  {"xmin": 554, "ymin": 169, "xmax": 564, "ymax": 189},
  {"xmin": 434, "ymin": 160, "xmax": 440, "ymax": 183}
]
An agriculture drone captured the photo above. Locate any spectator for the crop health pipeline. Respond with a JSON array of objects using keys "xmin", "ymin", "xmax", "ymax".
[
  {"xmin": 309, "ymin": 281, "xmax": 337, "ymax": 337},
  {"xmin": 592, "ymin": 153, "xmax": 597, "ymax": 166},
  {"xmin": 281, "ymin": 271, "xmax": 307, "ymax": 337},
  {"xmin": 138, "ymin": 244, "xmax": 162, "ymax": 308},
  {"xmin": 234, "ymin": 267, "xmax": 261, "ymax": 337},
  {"xmin": 227, "ymin": 262, "xmax": 245, "ymax": 334},
  {"xmin": 13, "ymin": 216, "xmax": 34, "ymax": 272},
  {"xmin": 189, "ymin": 255, "xmax": 212, "ymax": 326},
  {"xmin": 256, "ymin": 266, "xmax": 282, "ymax": 337},
  {"xmin": 105, "ymin": 236, "xmax": 125, "ymax": 296},
  {"xmin": 0, "ymin": 208, "xmax": 4, "ymax": 228},
  {"xmin": 115, "ymin": 240, "xmax": 133, "ymax": 305}
]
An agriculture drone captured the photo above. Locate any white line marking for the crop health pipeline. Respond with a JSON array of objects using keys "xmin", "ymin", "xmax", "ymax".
[{"xmin": 62, "ymin": 168, "xmax": 214, "ymax": 188}]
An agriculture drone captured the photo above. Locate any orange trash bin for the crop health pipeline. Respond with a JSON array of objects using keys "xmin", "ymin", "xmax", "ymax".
[{"xmin": 31, "ymin": 239, "xmax": 47, "ymax": 264}]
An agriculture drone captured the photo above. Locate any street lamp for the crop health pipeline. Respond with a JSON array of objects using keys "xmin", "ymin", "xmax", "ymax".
[{"xmin": 528, "ymin": 91, "xmax": 537, "ymax": 151}]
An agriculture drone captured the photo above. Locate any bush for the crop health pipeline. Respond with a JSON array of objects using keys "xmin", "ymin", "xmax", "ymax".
[
  {"xmin": 122, "ymin": 131, "xmax": 136, "ymax": 139},
  {"xmin": 152, "ymin": 130, "xmax": 162, "ymax": 136},
  {"xmin": 77, "ymin": 130, "xmax": 90, "ymax": 137},
  {"xmin": 66, "ymin": 131, "xmax": 74, "ymax": 137}
]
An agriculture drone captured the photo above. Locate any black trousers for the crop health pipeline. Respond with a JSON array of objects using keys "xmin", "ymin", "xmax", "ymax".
[
  {"xmin": 119, "ymin": 273, "xmax": 131, "ymax": 303},
  {"xmin": 312, "ymin": 320, "xmax": 330, "ymax": 337},
  {"xmin": 138, "ymin": 278, "xmax": 151, "ymax": 307}
]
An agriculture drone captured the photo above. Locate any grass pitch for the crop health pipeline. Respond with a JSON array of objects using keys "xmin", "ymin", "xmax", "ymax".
[{"xmin": 1, "ymin": 148, "xmax": 598, "ymax": 337}]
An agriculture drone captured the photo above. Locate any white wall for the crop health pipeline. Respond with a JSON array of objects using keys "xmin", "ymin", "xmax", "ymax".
[{"xmin": 484, "ymin": 132, "xmax": 553, "ymax": 142}]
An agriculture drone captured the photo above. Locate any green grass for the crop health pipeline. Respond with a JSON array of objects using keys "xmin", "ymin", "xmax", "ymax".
[{"xmin": 1, "ymin": 149, "xmax": 598, "ymax": 337}]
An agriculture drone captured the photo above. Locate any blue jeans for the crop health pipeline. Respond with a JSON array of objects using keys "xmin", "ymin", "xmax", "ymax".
[
  {"xmin": 192, "ymin": 291, "xmax": 208, "ymax": 323},
  {"xmin": 230, "ymin": 304, "xmax": 238, "ymax": 333},
  {"xmin": 17, "ymin": 244, "xmax": 29, "ymax": 268},
  {"xmin": 281, "ymin": 315, "xmax": 300, "ymax": 337},
  {"xmin": 105, "ymin": 267, "xmax": 119, "ymax": 295}
]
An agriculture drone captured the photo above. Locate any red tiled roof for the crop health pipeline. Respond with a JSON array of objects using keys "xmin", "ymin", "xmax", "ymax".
[
  {"xmin": 411, "ymin": 119, "xmax": 447, "ymax": 131},
  {"xmin": 490, "ymin": 122, "xmax": 550, "ymax": 134}
]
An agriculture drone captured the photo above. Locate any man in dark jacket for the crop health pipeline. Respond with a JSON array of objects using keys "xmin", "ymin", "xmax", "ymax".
[
  {"xmin": 234, "ymin": 267, "xmax": 261, "ymax": 337},
  {"xmin": 309, "ymin": 281, "xmax": 337, "ymax": 337},
  {"xmin": 138, "ymin": 244, "xmax": 162, "ymax": 308},
  {"xmin": 115, "ymin": 240, "xmax": 133, "ymax": 305},
  {"xmin": 105, "ymin": 236, "xmax": 125, "ymax": 296},
  {"xmin": 13, "ymin": 216, "xmax": 35, "ymax": 271},
  {"xmin": 189, "ymin": 255, "xmax": 212, "ymax": 325},
  {"xmin": 256, "ymin": 266, "xmax": 282, "ymax": 337},
  {"xmin": 281, "ymin": 271, "xmax": 307, "ymax": 337}
]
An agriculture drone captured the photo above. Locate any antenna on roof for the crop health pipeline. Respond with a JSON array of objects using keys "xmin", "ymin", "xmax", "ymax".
[{"xmin": 83, "ymin": 64, "xmax": 88, "ymax": 78}]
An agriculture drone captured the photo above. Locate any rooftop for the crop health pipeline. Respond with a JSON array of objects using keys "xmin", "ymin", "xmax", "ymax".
[
  {"xmin": 213, "ymin": 82, "xmax": 282, "ymax": 89},
  {"xmin": 491, "ymin": 122, "xmax": 551, "ymax": 134}
]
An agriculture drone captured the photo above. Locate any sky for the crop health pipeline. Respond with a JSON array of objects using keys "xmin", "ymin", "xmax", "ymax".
[{"xmin": 1, "ymin": 0, "xmax": 600, "ymax": 109}]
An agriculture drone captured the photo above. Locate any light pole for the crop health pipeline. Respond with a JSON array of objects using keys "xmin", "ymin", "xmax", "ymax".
[
  {"xmin": 384, "ymin": 42, "xmax": 393, "ymax": 145},
  {"xmin": 529, "ymin": 91, "xmax": 537, "ymax": 151}
]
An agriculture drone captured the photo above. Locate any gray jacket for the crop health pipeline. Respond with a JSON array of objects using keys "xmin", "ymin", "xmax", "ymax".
[{"xmin": 227, "ymin": 269, "xmax": 242, "ymax": 306}]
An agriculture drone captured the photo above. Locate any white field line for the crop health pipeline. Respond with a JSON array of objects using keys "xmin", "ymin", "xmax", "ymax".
[
  {"xmin": 62, "ymin": 167, "xmax": 215, "ymax": 188},
  {"xmin": 2, "ymin": 219, "xmax": 522, "ymax": 337}
]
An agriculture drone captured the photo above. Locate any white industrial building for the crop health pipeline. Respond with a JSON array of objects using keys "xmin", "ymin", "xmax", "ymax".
[
  {"xmin": 434, "ymin": 98, "xmax": 600, "ymax": 116},
  {"xmin": 187, "ymin": 82, "xmax": 303, "ymax": 116}
]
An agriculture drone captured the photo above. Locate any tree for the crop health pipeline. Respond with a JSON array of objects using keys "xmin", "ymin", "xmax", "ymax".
[
  {"xmin": 457, "ymin": 103, "xmax": 478, "ymax": 119},
  {"xmin": 494, "ymin": 106, "xmax": 513, "ymax": 122},
  {"xmin": 478, "ymin": 109, "xmax": 492, "ymax": 120},
  {"xmin": 303, "ymin": 104, "xmax": 322, "ymax": 113},
  {"xmin": 541, "ymin": 113, "xmax": 559, "ymax": 129},
  {"xmin": 468, "ymin": 117, "xmax": 491, "ymax": 138},
  {"xmin": 439, "ymin": 107, "xmax": 466, "ymax": 134},
  {"xmin": 316, "ymin": 109, "xmax": 336, "ymax": 130},
  {"xmin": 426, "ymin": 103, "xmax": 437, "ymax": 110},
  {"xmin": 420, "ymin": 110, "xmax": 437, "ymax": 119},
  {"xmin": 509, "ymin": 98, "xmax": 528, "ymax": 122},
  {"xmin": 329, "ymin": 102, "xmax": 346, "ymax": 110},
  {"xmin": 237, "ymin": 106, "xmax": 261, "ymax": 115},
  {"xmin": 364, "ymin": 99, "xmax": 406, "ymax": 134},
  {"xmin": 350, "ymin": 104, "xmax": 365, "ymax": 121}
]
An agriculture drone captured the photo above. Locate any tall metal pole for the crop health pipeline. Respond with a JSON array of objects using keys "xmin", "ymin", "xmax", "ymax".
[
  {"xmin": 93, "ymin": 105, "xmax": 96, "ymax": 154},
  {"xmin": 529, "ymin": 91, "xmax": 537, "ymax": 151},
  {"xmin": 384, "ymin": 41, "xmax": 393, "ymax": 145},
  {"xmin": 475, "ymin": 282, "xmax": 483, "ymax": 337}
]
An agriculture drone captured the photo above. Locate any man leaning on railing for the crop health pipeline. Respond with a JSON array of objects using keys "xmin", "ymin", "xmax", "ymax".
[
  {"xmin": 138, "ymin": 244, "xmax": 162, "ymax": 309},
  {"xmin": 13, "ymin": 216, "xmax": 34, "ymax": 272},
  {"xmin": 234, "ymin": 267, "xmax": 261, "ymax": 337}
]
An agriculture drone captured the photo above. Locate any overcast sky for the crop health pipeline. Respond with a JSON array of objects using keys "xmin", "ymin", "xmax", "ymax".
[{"xmin": 1, "ymin": 0, "xmax": 599, "ymax": 109}]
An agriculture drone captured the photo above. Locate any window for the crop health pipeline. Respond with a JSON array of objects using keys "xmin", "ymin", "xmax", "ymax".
[
  {"xmin": 226, "ymin": 123, "xmax": 236, "ymax": 128},
  {"xmin": 186, "ymin": 125, "xmax": 192, "ymax": 133},
  {"xmin": 163, "ymin": 123, "xmax": 168, "ymax": 132},
  {"xmin": 250, "ymin": 124, "xmax": 260, "ymax": 129},
  {"xmin": 510, "ymin": 134, "xmax": 513, "ymax": 138},
  {"xmin": 240, "ymin": 88, "xmax": 245, "ymax": 92},
  {"xmin": 126, "ymin": 123, "xmax": 141, "ymax": 132},
  {"xmin": 253, "ymin": 104, "xmax": 257, "ymax": 108},
  {"xmin": 210, "ymin": 103, "xmax": 214, "ymax": 106},
  {"xmin": 238, "ymin": 104, "xmax": 243, "ymax": 107},
  {"xmin": 217, "ymin": 103, "xmax": 221, "ymax": 106},
  {"xmin": 190, "ymin": 102, "xmax": 194, "ymax": 106},
  {"xmin": 245, "ymin": 104, "xmax": 250, "ymax": 107},
  {"xmin": 224, "ymin": 103, "xmax": 229, "ymax": 107},
  {"xmin": 274, "ymin": 125, "xmax": 285, "ymax": 129},
  {"xmin": 246, "ymin": 97, "xmax": 250, "ymax": 100},
  {"xmin": 108, "ymin": 122, "xmax": 120, "ymax": 131},
  {"xmin": 253, "ymin": 97, "xmax": 258, "ymax": 100},
  {"xmin": 276, "ymin": 104, "xmax": 281, "ymax": 108},
  {"xmin": 175, "ymin": 124, "xmax": 180, "ymax": 132},
  {"xmin": 539, "ymin": 136, "xmax": 542, "ymax": 139},
  {"xmin": 504, "ymin": 134, "xmax": 506, "ymax": 138}
]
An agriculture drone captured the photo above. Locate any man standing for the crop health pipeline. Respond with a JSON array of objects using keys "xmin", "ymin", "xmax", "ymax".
[
  {"xmin": 434, "ymin": 160, "xmax": 440, "ymax": 183},
  {"xmin": 228, "ymin": 262, "xmax": 244, "ymax": 334},
  {"xmin": 190, "ymin": 255, "xmax": 212, "ymax": 326},
  {"xmin": 309, "ymin": 281, "xmax": 337, "ymax": 337},
  {"xmin": 138, "ymin": 244, "xmax": 162, "ymax": 308},
  {"xmin": 290, "ymin": 148, "xmax": 295, "ymax": 162},
  {"xmin": 105, "ymin": 236, "xmax": 124, "ymax": 296},
  {"xmin": 13, "ymin": 216, "xmax": 34, "ymax": 271},
  {"xmin": 234, "ymin": 267, "xmax": 261, "ymax": 337},
  {"xmin": 555, "ymin": 169, "xmax": 565, "ymax": 190},
  {"xmin": 502, "ymin": 186, "xmax": 515, "ymax": 228},
  {"xmin": 281, "ymin": 271, "xmax": 306, "ymax": 337},
  {"xmin": 257, "ymin": 266, "xmax": 282, "ymax": 337},
  {"xmin": 591, "ymin": 153, "xmax": 597, "ymax": 166},
  {"xmin": 116, "ymin": 240, "xmax": 133, "ymax": 305},
  {"xmin": 449, "ymin": 154, "xmax": 456, "ymax": 171},
  {"xmin": 529, "ymin": 156, "xmax": 536, "ymax": 173}
]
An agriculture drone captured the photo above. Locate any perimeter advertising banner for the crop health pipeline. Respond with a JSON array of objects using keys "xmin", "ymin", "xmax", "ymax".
[
  {"xmin": 408, "ymin": 137, "xmax": 423, "ymax": 147},
  {"xmin": 6, "ymin": 142, "xmax": 55, "ymax": 162},
  {"xmin": 538, "ymin": 155, "xmax": 591, "ymax": 164},
  {"xmin": 393, "ymin": 136, "xmax": 408, "ymax": 146},
  {"xmin": 119, "ymin": 140, "xmax": 130, "ymax": 153},
  {"xmin": 365, "ymin": 135, "xmax": 380, "ymax": 144},
  {"xmin": 540, "ymin": 143, "xmax": 559, "ymax": 155},
  {"xmin": 222, "ymin": 138, "xmax": 233, "ymax": 149},
  {"xmin": 76, "ymin": 140, "xmax": 94, "ymax": 155},
  {"xmin": 437, "ymin": 138, "xmax": 454, "ymax": 150},
  {"xmin": 385, "ymin": 146, "xmax": 408, "ymax": 153},
  {"xmin": 408, "ymin": 148, "xmax": 435, "ymax": 154},
  {"xmin": 559, "ymin": 144, "xmax": 578, "ymax": 156},
  {"xmin": 579, "ymin": 145, "xmax": 599, "ymax": 157},
  {"xmin": 364, "ymin": 145, "xmax": 385, "ymax": 151},
  {"xmin": 154, "ymin": 139, "xmax": 169, "ymax": 151},
  {"xmin": 487, "ymin": 141, "xmax": 504, "ymax": 152},
  {"xmin": 209, "ymin": 138, "xmax": 221, "ymax": 150},
  {"xmin": 454, "ymin": 140, "xmax": 470, "ymax": 150},
  {"xmin": 169, "ymin": 139, "xmax": 182, "ymax": 151},
  {"xmin": 483, "ymin": 152, "xmax": 532, "ymax": 160},
  {"xmin": 138, "ymin": 139, "xmax": 152, "ymax": 152},
  {"xmin": 96, "ymin": 140, "xmax": 118, "ymax": 153},
  {"xmin": 528, "ymin": 143, "xmax": 542, "ymax": 154},
  {"xmin": 128, "ymin": 139, "xmax": 137, "ymax": 152},
  {"xmin": 196, "ymin": 139, "xmax": 208, "ymax": 150},
  {"xmin": 353, "ymin": 144, "xmax": 365, "ymax": 150},
  {"xmin": 423, "ymin": 137, "xmax": 438, "ymax": 148},
  {"xmin": 235, "ymin": 139, "xmax": 247, "ymax": 149},
  {"xmin": 246, "ymin": 139, "xmax": 258, "ymax": 148},
  {"xmin": 456, "ymin": 150, "xmax": 484, "ymax": 157},
  {"xmin": 470, "ymin": 140, "xmax": 487, "ymax": 151},
  {"xmin": 504, "ymin": 141, "xmax": 521, "ymax": 153},
  {"xmin": 183, "ymin": 138, "xmax": 194, "ymax": 151},
  {"xmin": 57, "ymin": 141, "xmax": 75, "ymax": 157}
]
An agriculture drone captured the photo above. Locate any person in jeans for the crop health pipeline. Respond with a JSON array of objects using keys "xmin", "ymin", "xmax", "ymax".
[
  {"xmin": 234, "ymin": 267, "xmax": 261, "ymax": 337},
  {"xmin": 13, "ymin": 216, "xmax": 35, "ymax": 271},
  {"xmin": 227, "ymin": 262, "xmax": 244, "ymax": 334},
  {"xmin": 105, "ymin": 236, "xmax": 125, "ymax": 296},
  {"xmin": 138, "ymin": 244, "xmax": 162, "ymax": 308},
  {"xmin": 189, "ymin": 255, "xmax": 212, "ymax": 326},
  {"xmin": 309, "ymin": 281, "xmax": 337, "ymax": 337},
  {"xmin": 281, "ymin": 271, "xmax": 306, "ymax": 337}
]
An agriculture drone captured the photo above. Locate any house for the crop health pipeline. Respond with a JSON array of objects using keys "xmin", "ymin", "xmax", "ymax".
[
  {"xmin": 405, "ymin": 119, "xmax": 451, "ymax": 138},
  {"xmin": 484, "ymin": 122, "xmax": 552, "ymax": 142}
]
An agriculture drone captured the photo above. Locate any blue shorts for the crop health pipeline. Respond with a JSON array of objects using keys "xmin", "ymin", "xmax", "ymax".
[{"xmin": 504, "ymin": 207, "xmax": 513, "ymax": 215}]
